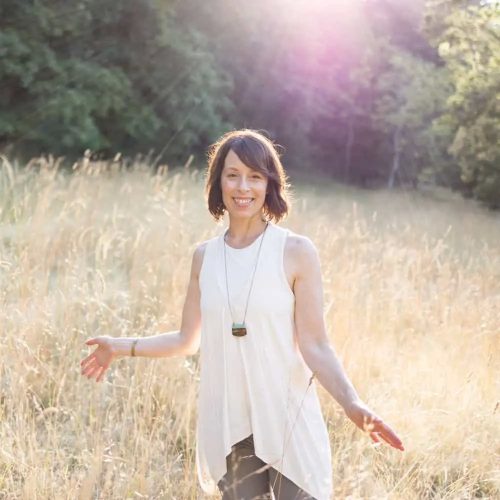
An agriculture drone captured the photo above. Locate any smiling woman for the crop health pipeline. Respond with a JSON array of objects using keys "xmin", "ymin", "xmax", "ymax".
[
  {"xmin": 205, "ymin": 129, "xmax": 290, "ymax": 226},
  {"xmin": 222, "ymin": 152, "xmax": 267, "ymax": 211},
  {"xmin": 81, "ymin": 128, "xmax": 404, "ymax": 500}
]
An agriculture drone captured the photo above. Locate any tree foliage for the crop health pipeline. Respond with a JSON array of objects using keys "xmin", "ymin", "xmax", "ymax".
[
  {"xmin": 0, "ymin": 0, "xmax": 232, "ymax": 161},
  {"xmin": 0, "ymin": 0, "xmax": 498, "ymax": 207},
  {"xmin": 433, "ymin": 2, "xmax": 500, "ymax": 206}
]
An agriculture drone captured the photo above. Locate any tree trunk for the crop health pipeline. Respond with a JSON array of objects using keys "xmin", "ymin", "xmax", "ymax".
[
  {"xmin": 388, "ymin": 125, "xmax": 402, "ymax": 189},
  {"xmin": 343, "ymin": 115, "xmax": 354, "ymax": 182}
]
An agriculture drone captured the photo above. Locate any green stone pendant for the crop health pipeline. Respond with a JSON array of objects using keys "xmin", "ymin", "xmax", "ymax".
[{"xmin": 232, "ymin": 322, "xmax": 247, "ymax": 337}]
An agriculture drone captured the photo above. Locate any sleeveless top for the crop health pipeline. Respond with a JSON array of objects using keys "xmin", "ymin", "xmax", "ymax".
[{"xmin": 195, "ymin": 222, "xmax": 332, "ymax": 500}]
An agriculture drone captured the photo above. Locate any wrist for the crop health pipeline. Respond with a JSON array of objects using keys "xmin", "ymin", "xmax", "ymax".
[
  {"xmin": 112, "ymin": 337, "xmax": 137, "ymax": 358},
  {"xmin": 131, "ymin": 338, "xmax": 139, "ymax": 357},
  {"xmin": 343, "ymin": 398, "xmax": 365, "ymax": 414}
]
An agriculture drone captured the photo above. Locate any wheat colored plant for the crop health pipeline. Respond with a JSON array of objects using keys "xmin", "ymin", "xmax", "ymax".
[{"xmin": 0, "ymin": 155, "xmax": 498, "ymax": 499}]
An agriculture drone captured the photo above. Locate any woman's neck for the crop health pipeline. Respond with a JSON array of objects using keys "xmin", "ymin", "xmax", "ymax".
[{"xmin": 225, "ymin": 215, "xmax": 268, "ymax": 246}]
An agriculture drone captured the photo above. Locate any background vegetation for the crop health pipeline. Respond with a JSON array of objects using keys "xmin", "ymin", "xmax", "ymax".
[
  {"xmin": 1, "ymin": 1, "xmax": 499, "ymax": 497},
  {"xmin": 1, "ymin": 0, "xmax": 499, "ymax": 207},
  {"xmin": 0, "ymin": 158, "xmax": 498, "ymax": 498}
]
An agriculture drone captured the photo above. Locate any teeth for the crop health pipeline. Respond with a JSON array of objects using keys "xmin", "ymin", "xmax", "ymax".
[{"xmin": 234, "ymin": 198, "xmax": 253, "ymax": 205}]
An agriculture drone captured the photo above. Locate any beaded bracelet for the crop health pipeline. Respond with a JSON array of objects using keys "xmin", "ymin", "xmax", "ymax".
[{"xmin": 131, "ymin": 338, "xmax": 139, "ymax": 357}]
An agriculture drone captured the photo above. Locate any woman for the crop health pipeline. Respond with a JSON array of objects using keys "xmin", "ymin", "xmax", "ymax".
[{"xmin": 81, "ymin": 129, "xmax": 404, "ymax": 500}]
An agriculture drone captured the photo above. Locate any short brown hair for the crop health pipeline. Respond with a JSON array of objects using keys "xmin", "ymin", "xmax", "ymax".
[{"xmin": 205, "ymin": 129, "xmax": 291, "ymax": 222}]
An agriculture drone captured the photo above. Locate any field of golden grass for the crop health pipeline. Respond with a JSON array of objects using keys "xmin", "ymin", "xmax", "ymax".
[{"xmin": 0, "ymin": 156, "xmax": 498, "ymax": 499}]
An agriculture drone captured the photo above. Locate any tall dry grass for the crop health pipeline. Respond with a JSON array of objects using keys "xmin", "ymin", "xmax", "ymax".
[{"xmin": 0, "ymin": 155, "xmax": 498, "ymax": 499}]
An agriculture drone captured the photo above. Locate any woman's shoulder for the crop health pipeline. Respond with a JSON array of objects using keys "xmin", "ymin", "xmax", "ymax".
[
  {"xmin": 194, "ymin": 239, "xmax": 210, "ymax": 256},
  {"xmin": 282, "ymin": 226, "xmax": 318, "ymax": 254},
  {"xmin": 281, "ymin": 226, "xmax": 319, "ymax": 275},
  {"xmin": 191, "ymin": 237, "xmax": 216, "ymax": 276},
  {"xmin": 194, "ymin": 232, "xmax": 221, "ymax": 255}
]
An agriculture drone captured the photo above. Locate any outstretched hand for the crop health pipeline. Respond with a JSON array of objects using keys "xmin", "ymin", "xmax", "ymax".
[
  {"xmin": 80, "ymin": 336, "xmax": 116, "ymax": 383},
  {"xmin": 344, "ymin": 400, "xmax": 404, "ymax": 451}
]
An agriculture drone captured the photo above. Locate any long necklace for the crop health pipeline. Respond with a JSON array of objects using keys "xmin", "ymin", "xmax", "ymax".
[{"xmin": 223, "ymin": 222, "xmax": 269, "ymax": 336}]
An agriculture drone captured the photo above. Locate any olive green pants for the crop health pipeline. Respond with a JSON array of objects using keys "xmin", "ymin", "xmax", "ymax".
[{"xmin": 217, "ymin": 435, "xmax": 315, "ymax": 500}]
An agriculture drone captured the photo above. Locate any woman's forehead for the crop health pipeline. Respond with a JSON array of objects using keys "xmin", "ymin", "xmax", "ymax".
[{"xmin": 223, "ymin": 149, "xmax": 260, "ymax": 172}]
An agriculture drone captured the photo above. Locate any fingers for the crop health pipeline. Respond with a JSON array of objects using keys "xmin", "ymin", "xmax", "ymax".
[
  {"xmin": 383, "ymin": 432, "xmax": 404, "ymax": 451},
  {"xmin": 362, "ymin": 413, "xmax": 404, "ymax": 451},
  {"xmin": 362, "ymin": 414, "xmax": 382, "ymax": 433},
  {"xmin": 370, "ymin": 428, "xmax": 404, "ymax": 451},
  {"xmin": 374, "ymin": 421, "xmax": 405, "ymax": 451},
  {"xmin": 96, "ymin": 366, "xmax": 106, "ymax": 383},
  {"xmin": 81, "ymin": 356, "xmax": 109, "ymax": 383},
  {"xmin": 81, "ymin": 339, "xmax": 100, "ymax": 367},
  {"xmin": 81, "ymin": 358, "xmax": 96, "ymax": 376},
  {"xmin": 366, "ymin": 417, "xmax": 381, "ymax": 444},
  {"xmin": 80, "ymin": 353, "xmax": 95, "ymax": 368},
  {"xmin": 81, "ymin": 358, "xmax": 101, "ymax": 377},
  {"xmin": 83, "ymin": 363, "xmax": 101, "ymax": 381}
]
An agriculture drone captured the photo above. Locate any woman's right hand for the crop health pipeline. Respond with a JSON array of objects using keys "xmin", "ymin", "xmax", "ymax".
[
  {"xmin": 80, "ymin": 336, "xmax": 116, "ymax": 383},
  {"xmin": 344, "ymin": 399, "xmax": 404, "ymax": 451}
]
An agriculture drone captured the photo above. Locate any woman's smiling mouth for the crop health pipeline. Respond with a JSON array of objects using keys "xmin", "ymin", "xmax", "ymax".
[{"xmin": 233, "ymin": 197, "xmax": 254, "ymax": 207}]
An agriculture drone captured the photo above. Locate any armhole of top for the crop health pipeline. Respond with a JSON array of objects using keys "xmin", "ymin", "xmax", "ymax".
[
  {"xmin": 279, "ymin": 228, "xmax": 295, "ymax": 300},
  {"xmin": 198, "ymin": 239, "xmax": 211, "ymax": 291}
]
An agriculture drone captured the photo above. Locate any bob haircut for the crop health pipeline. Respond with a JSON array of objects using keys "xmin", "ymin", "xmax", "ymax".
[{"xmin": 205, "ymin": 129, "xmax": 291, "ymax": 223}]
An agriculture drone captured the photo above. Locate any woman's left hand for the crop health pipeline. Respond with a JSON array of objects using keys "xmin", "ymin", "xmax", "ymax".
[{"xmin": 344, "ymin": 400, "xmax": 404, "ymax": 451}]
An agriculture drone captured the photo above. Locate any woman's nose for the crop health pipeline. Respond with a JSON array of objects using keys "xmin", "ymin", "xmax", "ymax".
[{"xmin": 238, "ymin": 177, "xmax": 250, "ymax": 190}]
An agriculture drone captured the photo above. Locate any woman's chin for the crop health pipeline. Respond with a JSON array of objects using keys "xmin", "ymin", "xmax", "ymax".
[{"xmin": 227, "ymin": 209, "xmax": 263, "ymax": 219}]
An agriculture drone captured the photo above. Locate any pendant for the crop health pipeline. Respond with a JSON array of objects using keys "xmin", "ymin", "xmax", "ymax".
[{"xmin": 232, "ymin": 322, "xmax": 247, "ymax": 337}]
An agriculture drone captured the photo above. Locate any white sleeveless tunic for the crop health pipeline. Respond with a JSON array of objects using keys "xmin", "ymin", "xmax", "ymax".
[{"xmin": 195, "ymin": 222, "xmax": 332, "ymax": 500}]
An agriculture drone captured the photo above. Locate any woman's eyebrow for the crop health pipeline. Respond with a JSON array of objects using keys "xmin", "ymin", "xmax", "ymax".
[{"xmin": 225, "ymin": 166, "xmax": 262, "ymax": 174}]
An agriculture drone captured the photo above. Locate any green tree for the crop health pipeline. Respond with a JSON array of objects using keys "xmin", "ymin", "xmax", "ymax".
[
  {"xmin": 0, "ymin": 0, "xmax": 233, "ymax": 161},
  {"xmin": 370, "ymin": 42, "xmax": 453, "ymax": 187},
  {"xmin": 436, "ymin": 3, "xmax": 500, "ymax": 206}
]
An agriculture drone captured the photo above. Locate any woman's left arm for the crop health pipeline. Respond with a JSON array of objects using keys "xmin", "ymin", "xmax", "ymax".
[{"xmin": 292, "ymin": 236, "xmax": 404, "ymax": 451}]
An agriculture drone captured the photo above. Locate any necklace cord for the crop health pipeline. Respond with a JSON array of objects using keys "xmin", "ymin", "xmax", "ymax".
[{"xmin": 223, "ymin": 222, "xmax": 269, "ymax": 326}]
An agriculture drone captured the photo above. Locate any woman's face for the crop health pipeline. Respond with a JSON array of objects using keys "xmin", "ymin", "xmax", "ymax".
[{"xmin": 220, "ymin": 149, "xmax": 268, "ymax": 219}]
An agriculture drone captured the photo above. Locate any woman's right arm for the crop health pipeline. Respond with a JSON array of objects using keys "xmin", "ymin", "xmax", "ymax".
[{"xmin": 80, "ymin": 242, "xmax": 206, "ymax": 382}]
